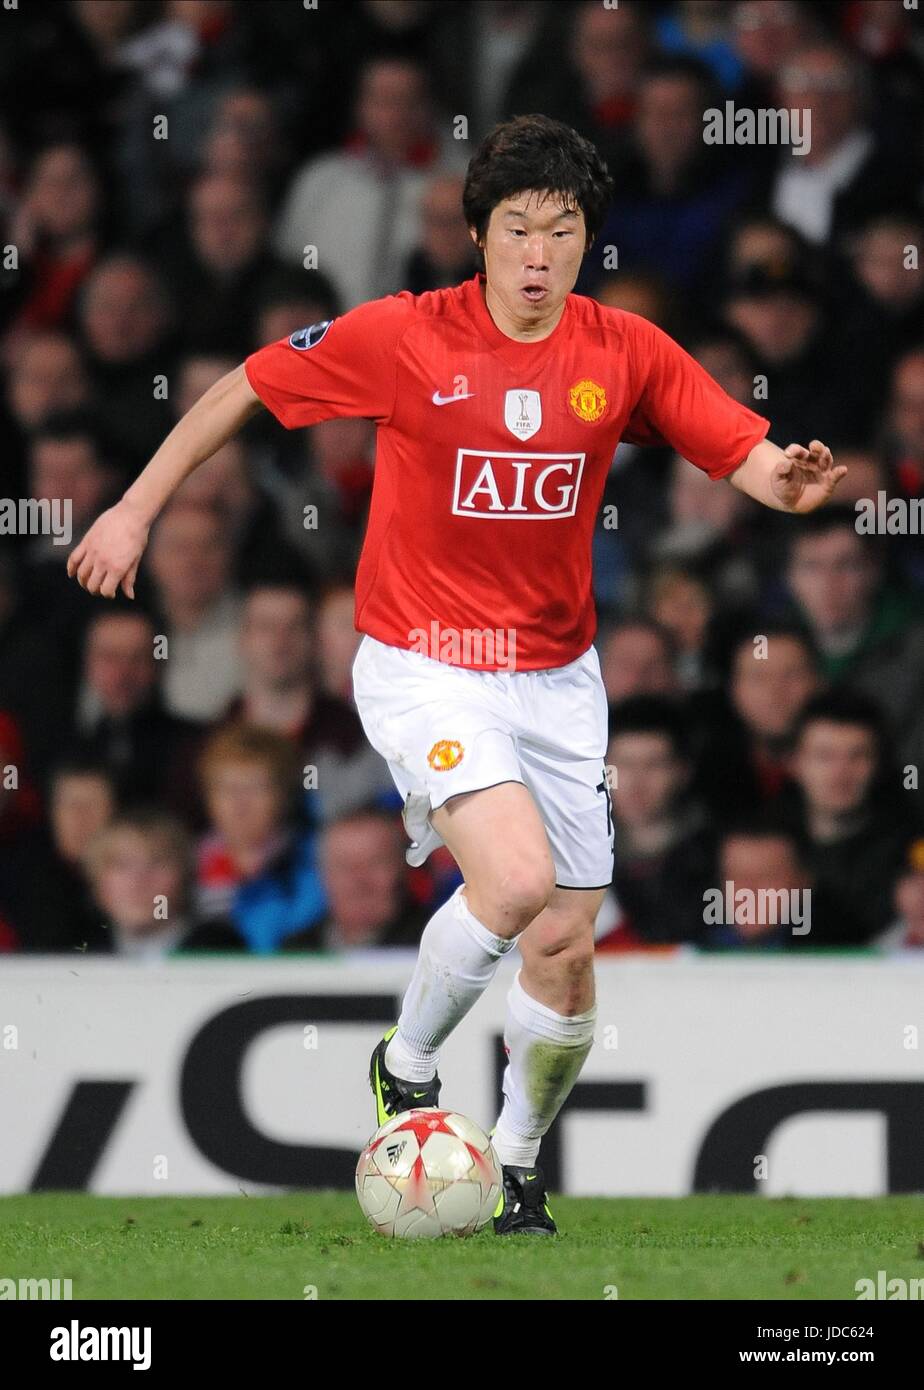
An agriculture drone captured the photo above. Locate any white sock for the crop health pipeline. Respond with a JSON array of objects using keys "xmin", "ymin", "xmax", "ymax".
[
  {"xmin": 491, "ymin": 969, "xmax": 596, "ymax": 1169},
  {"xmin": 384, "ymin": 885, "xmax": 520, "ymax": 1084}
]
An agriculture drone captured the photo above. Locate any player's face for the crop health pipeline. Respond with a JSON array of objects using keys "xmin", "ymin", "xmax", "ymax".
[{"xmin": 475, "ymin": 191, "xmax": 587, "ymax": 338}]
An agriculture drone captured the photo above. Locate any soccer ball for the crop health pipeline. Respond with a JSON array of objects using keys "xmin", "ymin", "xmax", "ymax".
[{"xmin": 356, "ymin": 1108, "xmax": 503, "ymax": 1238}]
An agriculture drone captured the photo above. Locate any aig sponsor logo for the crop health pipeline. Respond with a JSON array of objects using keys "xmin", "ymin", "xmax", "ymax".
[{"xmin": 452, "ymin": 450, "xmax": 585, "ymax": 518}]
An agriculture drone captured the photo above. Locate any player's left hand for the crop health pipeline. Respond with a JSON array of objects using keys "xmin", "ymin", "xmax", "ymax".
[{"xmin": 771, "ymin": 440, "xmax": 847, "ymax": 513}]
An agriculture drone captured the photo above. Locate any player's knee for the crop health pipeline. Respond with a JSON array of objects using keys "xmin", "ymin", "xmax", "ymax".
[
  {"xmin": 525, "ymin": 915, "xmax": 595, "ymax": 966},
  {"xmin": 490, "ymin": 862, "xmax": 556, "ymax": 932}
]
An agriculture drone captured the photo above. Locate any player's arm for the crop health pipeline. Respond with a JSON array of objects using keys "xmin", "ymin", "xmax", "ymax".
[
  {"xmin": 67, "ymin": 363, "xmax": 263, "ymax": 598},
  {"xmin": 728, "ymin": 436, "xmax": 847, "ymax": 514}
]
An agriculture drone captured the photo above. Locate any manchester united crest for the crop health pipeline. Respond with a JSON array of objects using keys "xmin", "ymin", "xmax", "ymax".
[
  {"xmin": 568, "ymin": 378, "xmax": 607, "ymax": 423},
  {"xmin": 427, "ymin": 739, "xmax": 464, "ymax": 771}
]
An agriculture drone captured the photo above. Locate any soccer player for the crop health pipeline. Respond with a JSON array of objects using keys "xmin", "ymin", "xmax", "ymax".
[{"xmin": 67, "ymin": 115, "xmax": 846, "ymax": 1235}]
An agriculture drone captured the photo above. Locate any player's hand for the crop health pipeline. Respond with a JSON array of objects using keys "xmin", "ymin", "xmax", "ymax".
[
  {"xmin": 66, "ymin": 500, "xmax": 150, "ymax": 599},
  {"xmin": 771, "ymin": 440, "xmax": 847, "ymax": 513}
]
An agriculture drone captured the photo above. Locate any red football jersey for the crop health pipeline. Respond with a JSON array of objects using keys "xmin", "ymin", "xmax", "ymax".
[{"xmin": 244, "ymin": 272, "xmax": 770, "ymax": 670}]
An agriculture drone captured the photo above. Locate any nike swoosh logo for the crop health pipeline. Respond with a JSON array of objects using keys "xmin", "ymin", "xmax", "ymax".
[
  {"xmin": 525, "ymin": 1174, "xmax": 537, "ymax": 1181},
  {"xmin": 432, "ymin": 390, "xmax": 475, "ymax": 405},
  {"xmin": 412, "ymin": 1090, "xmax": 429, "ymax": 1098}
]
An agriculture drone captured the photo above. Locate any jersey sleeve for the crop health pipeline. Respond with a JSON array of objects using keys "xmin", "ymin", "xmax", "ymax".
[
  {"xmin": 243, "ymin": 292, "xmax": 413, "ymax": 429},
  {"xmin": 621, "ymin": 315, "xmax": 770, "ymax": 479}
]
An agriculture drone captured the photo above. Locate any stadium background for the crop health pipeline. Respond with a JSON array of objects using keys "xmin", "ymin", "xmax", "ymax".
[{"xmin": 0, "ymin": 0, "xmax": 923, "ymax": 1200}]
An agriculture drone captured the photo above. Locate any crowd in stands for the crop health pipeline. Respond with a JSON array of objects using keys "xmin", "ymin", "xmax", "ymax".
[{"xmin": 1, "ymin": 1, "xmax": 922, "ymax": 955}]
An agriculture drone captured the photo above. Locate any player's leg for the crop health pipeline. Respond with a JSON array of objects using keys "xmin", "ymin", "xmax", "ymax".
[
  {"xmin": 491, "ymin": 884, "xmax": 602, "ymax": 1170},
  {"xmin": 491, "ymin": 889, "xmax": 604, "ymax": 1236},
  {"xmin": 378, "ymin": 779, "xmax": 556, "ymax": 1109},
  {"xmin": 492, "ymin": 647, "xmax": 613, "ymax": 1233},
  {"xmin": 352, "ymin": 634, "xmax": 561, "ymax": 1122}
]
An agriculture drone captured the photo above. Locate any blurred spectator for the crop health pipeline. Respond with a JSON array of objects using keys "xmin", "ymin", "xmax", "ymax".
[
  {"xmin": 25, "ymin": 605, "xmax": 205, "ymax": 816},
  {"xmin": 505, "ymin": 0, "xmax": 650, "ymax": 173},
  {"xmin": 195, "ymin": 723, "xmax": 326, "ymax": 952},
  {"xmin": 173, "ymin": 432, "xmax": 293, "ymax": 586},
  {"xmin": 877, "ymin": 837, "xmax": 924, "ymax": 951},
  {"xmin": 460, "ymin": 0, "xmax": 544, "ymax": 140},
  {"xmin": 642, "ymin": 563, "xmax": 715, "ymax": 689},
  {"xmin": 305, "ymin": 416, "xmax": 376, "ymax": 531},
  {"xmin": 0, "ymin": 709, "xmax": 42, "ymax": 950},
  {"xmin": 114, "ymin": 0, "xmax": 256, "ymax": 234},
  {"xmin": 651, "ymin": 451, "xmax": 760, "ymax": 609},
  {"xmin": 835, "ymin": 211, "xmax": 924, "ymax": 422},
  {"xmin": 84, "ymin": 807, "xmax": 244, "ymax": 957},
  {"xmin": 274, "ymin": 55, "xmax": 466, "ymax": 308},
  {"xmin": 582, "ymin": 57, "xmax": 755, "ymax": 291},
  {"xmin": 263, "ymin": 415, "xmax": 372, "ymax": 579},
  {"xmin": 771, "ymin": 43, "xmax": 912, "ymax": 248},
  {"xmin": 781, "ymin": 506, "xmax": 924, "ymax": 737},
  {"xmin": 77, "ymin": 253, "xmax": 176, "ymax": 467},
  {"xmin": 147, "ymin": 501, "xmax": 242, "ymax": 720},
  {"xmin": 882, "ymin": 347, "xmax": 924, "ymax": 502},
  {"xmin": 0, "ymin": 0, "xmax": 921, "ymax": 960},
  {"xmin": 20, "ymin": 755, "xmax": 118, "ymax": 952},
  {"xmin": 284, "ymin": 804, "xmax": 429, "ymax": 951},
  {"xmin": 818, "ymin": 448, "xmax": 887, "ymax": 505},
  {"xmin": 656, "ymin": 0, "xmax": 747, "ymax": 91},
  {"xmin": 199, "ymin": 86, "xmax": 289, "ymax": 199},
  {"xmin": 16, "ymin": 410, "xmax": 123, "ymax": 636},
  {"xmin": 6, "ymin": 331, "xmax": 91, "ymax": 430},
  {"xmin": 781, "ymin": 690, "xmax": 915, "ymax": 941},
  {"xmin": 173, "ymin": 352, "xmax": 237, "ymax": 418},
  {"xmin": 0, "ymin": 2, "xmax": 145, "ymax": 157},
  {"xmin": 149, "ymin": 172, "xmax": 282, "ymax": 357},
  {"xmin": 722, "ymin": 264, "xmax": 853, "ymax": 445},
  {"xmin": 28, "ymin": 410, "xmax": 120, "ymax": 554},
  {"xmin": 685, "ymin": 328, "xmax": 759, "ymax": 406},
  {"xmin": 695, "ymin": 624, "xmax": 822, "ymax": 823},
  {"xmin": 227, "ymin": 578, "xmax": 391, "ymax": 821},
  {"xmin": 253, "ymin": 266, "xmax": 341, "ymax": 350},
  {"xmin": 723, "ymin": 214, "xmax": 812, "ymax": 281},
  {"xmin": 592, "ymin": 269, "xmax": 673, "ymax": 328},
  {"xmin": 4, "ymin": 143, "xmax": 103, "ymax": 346},
  {"xmin": 404, "ymin": 172, "xmax": 479, "ymax": 294},
  {"xmin": 317, "ymin": 582, "xmax": 362, "ymax": 702},
  {"xmin": 598, "ymin": 619, "xmax": 681, "ymax": 703},
  {"xmin": 838, "ymin": 0, "xmax": 924, "ymax": 157},
  {"xmin": 730, "ymin": 0, "xmax": 820, "ymax": 98},
  {"xmin": 597, "ymin": 695, "xmax": 714, "ymax": 948},
  {"xmin": 701, "ymin": 821, "xmax": 866, "ymax": 949}
]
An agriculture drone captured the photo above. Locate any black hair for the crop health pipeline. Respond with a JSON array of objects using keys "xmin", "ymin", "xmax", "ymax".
[
  {"xmin": 607, "ymin": 694, "xmax": 691, "ymax": 760},
  {"xmin": 792, "ymin": 689, "xmax": 886, "ymax": 749},
  {"xmin": 725, "ymin": 620, "xmax": 822, "ymax": 676},
  {"xmin": 718, "ymin": 816, "xmax": 809, "ymax": 867},
  {"xmin": 30, "ymin": 408, "xmax": 118, "ymax": 466},
  {"xmin": 255, "ymin": 264, "xmax": 342, "ymax": 321},
  {"xmin": 463, "ymin": 114, "xmax": 614, "ymax": 262},
  {"xmin": 784, "ymin": 503, "xmax": 885, "ymax": 563}
]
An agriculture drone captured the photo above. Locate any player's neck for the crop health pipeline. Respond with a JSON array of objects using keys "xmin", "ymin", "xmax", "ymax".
[{"xmin": 481, "ymin": 277, "xmax": 567, "ymax": 344}]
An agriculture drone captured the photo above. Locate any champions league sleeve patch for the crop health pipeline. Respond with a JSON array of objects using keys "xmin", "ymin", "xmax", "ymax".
[{"xmin": 289, "ymin": 319, "xmax": 333, "ymax": 350}]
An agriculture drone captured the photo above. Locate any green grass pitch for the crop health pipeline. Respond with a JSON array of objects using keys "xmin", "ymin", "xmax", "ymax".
[{"xmin": 2, "ymin": 1194, "xmax": 923, "ymax": 1300}]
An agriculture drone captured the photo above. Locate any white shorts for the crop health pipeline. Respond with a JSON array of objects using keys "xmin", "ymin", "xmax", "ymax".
[{"xmin": 351, "ymin": 635, "xmax": 615, "ymax": 890}]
